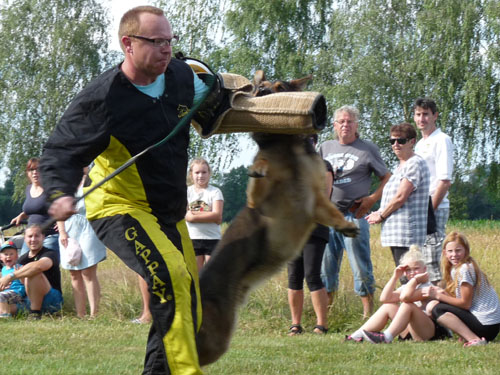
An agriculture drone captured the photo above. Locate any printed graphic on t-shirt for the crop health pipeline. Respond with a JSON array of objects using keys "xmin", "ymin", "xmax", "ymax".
[
  {"xmin": 189, "ymin": 200, "xmax": 211, "ymax": 212},
  {"xmin": 324, "ymin": 152, "xmax": 358, "ymax": 185}
]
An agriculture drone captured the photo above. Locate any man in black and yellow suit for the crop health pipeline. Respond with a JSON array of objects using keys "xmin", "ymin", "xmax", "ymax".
[{"xmin": 40, "ymin": 6, "xmax": 209, "ymax": 375}]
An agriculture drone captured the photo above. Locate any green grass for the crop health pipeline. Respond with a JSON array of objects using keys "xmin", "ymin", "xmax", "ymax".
[{"xmin": 1, "ymin": 220, "xmax": 499, "ymax": 374}]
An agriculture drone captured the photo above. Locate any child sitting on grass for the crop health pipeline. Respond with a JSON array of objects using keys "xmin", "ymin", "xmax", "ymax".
[
  {"xmin": 0, "ymin": 241, "xmax": 26, "ymax": 318},
  {"xmin": 422, "ymin": 231, "xmax": 500, "ymax": 347},
  {"xmin": 346, "ymin": 245, "xmax": 448, "ymax": 343}
]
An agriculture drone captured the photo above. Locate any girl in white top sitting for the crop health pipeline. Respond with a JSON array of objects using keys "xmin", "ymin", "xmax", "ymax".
[
  {"xmin": 423, "ymin": 231, "xmax": 500, "ymax": 347},
  {"xmin": 185, "ymin": 158, "xmax": 224, "ymax": 271}
]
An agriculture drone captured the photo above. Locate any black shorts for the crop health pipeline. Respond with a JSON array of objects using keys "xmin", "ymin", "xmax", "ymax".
[
  {"xmin": 431, "ymin": 319, "xmax": 452, "ymax": 340},
  {"xmin": 192, "ymin": 239, "xmax": 219, "ymax": 256}
]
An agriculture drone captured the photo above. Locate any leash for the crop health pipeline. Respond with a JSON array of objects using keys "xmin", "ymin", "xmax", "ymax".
[{"xmin": 38, "ymin": 66, "xmax": 217, "ymax": 233}]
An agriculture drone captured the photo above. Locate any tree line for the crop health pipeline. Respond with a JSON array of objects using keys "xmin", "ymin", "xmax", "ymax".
[{"xmin": 1, "ymin": 0, "xmax": 499, "ymax": 210}]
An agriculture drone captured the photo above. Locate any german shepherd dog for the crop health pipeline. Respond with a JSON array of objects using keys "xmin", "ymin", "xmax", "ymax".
[{"xmin": 196, "ymin": 71, "xmax": 359, "ymax": 365}]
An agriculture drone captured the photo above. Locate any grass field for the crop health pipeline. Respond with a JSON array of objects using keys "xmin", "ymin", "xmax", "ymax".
[{"xmin": 0, "ymin": 220, "xmax": 499, "ymax": 374}]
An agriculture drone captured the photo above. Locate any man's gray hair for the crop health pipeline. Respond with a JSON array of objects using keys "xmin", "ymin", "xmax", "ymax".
[{"xmin": 334, "ymin": 105, "xmax": 360, "ymax": 122}]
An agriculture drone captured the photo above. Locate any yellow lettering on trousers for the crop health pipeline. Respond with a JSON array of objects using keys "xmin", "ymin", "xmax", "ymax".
[
  {"xmin": 147, "ymin": 261, "xmax": 159, "ymax": 276},
  {"xmin": 152, "ymin": 274, "xmax": 166, "ymax": 289},
  {"xmin": 140, "ymin": 248, "xmax": 151, "ymax": 264},
  {"xmin": 135, "ymin": 240, "xmax": 146, "ymax": 255},
  {"xmin": 152, "ymin": 288, "xmax": 167, "ymax": 303},
  {"xmin": 125, "ymin": 227, "xmax": 138, "ymax": 241}
]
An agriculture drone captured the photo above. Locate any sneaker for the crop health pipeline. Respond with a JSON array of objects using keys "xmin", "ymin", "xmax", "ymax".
[
  {"xmin": 464, "ymin": 338, "xmax": 487, "ymax": 347},
  {"xmin": 362, "ymin": 330, "xmax": 387, "ymax": 344},
  {"xmin": 344, "ymin": 335, "xmax": 363, "ymax": 343}
]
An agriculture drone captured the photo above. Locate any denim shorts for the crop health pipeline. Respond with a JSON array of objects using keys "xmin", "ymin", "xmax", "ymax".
[{"xmin": 25, "ymin": 288, "xmax": 63, "ymax": 313}]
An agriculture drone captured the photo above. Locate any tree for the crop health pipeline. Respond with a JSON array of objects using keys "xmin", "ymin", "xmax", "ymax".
[
  {"xmin": 195, "ymin": 0, "xmax": 499, "ymax": 175},
  {"xmin": 219, "ymin": 165, "xmax": 248, "ymax": 222},
  {"xmin": 157, "ymin": 0, "xmax": 242, "ymax": 171},
  {"xmin": 0, "ymin": 178, "xmax": 23, "ymax": 225},
  {"xmin": 0, "ymin": 0, "xmax": 110, "ymax": 199}
]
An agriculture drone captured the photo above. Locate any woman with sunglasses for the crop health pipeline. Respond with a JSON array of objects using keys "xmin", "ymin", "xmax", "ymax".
[{"xmin": 366, "ymin": 122, "xmax": 430, "ymax": 268}]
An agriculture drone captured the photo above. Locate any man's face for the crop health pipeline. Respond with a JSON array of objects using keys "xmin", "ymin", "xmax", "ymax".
[
  {"xmin": 334, "ymin": 111, "xmax": 358, "ymax": 144},
  {"xmin": 126, "ymin": 13, "xmax": 173, "ymax": 80},
  {"xmin": 24, "ymin": 227, "xmax": 44, "ymax": 252},
  {"xmin": 414, "ymin": 106, "xmax": 438, "ymax": 134}
]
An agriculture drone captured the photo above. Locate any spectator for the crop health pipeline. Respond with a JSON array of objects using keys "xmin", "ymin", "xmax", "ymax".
[
  {"xmin": 0, "ymin": 241, "xmax": 26, "ymax": 318},
  {"xmin": 287, "ymin": 134, "xmax": 331, "ymax": 336},
  {"xmin": 347, "ymin": 246, "xmax": 449, "ymax": 343},
  {"xmin": 58, "ymin": 167, "xmax": 106, "ymax": 318},
  {"xmin": 1, "ymin": 224, "xmax": 62, "ymax": 320},
  {"xmin": 185, "ymin": 158, "xmax": 224, "ymax": 271},
  {"xmin": 320, "ymin": 105, "xmax": 391, "ymax": 318},
  {"xmin": 423, "ymin": 232, "xmax": 500, "ymax": 347},
  {"xmin": 414, "ymin": 98, "xmax": 453, "ymax": 284},
  {"xmin": 366, "ymin": 122, "xmax": 430, "ymax": 267},
  {"xmin": 10, "ymin": 158, "xmax": 61, "ymax": 255},
  {"xmin": 131, "ymin": 275, "xmax": 152, "ymax": 324}
]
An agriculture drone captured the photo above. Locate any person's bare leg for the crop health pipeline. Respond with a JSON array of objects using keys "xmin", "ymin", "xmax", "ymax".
[
  {"xmin": 135, "ymin": 275, "xmax": 152, "ymax": 323},
  {"xmin": 288, "ymin": 289, "xmax": 304, "ymax": 335},
  {"xmin": 311, "ymin": 288, "xmax": 328, "ymax": 332},
  {"xmin": 196, "ymin": 255, "xmax": 205, "ymax": 272},
  {"xmin": 361, "ymin": 294, "xmax": 374, "ymax": 319},
  {"xmin": 437, "ymin": 312, "xmax": 480, "ymax": 342},
  {"xmin": 25, "ymin": 273, "xmax": 51, "ymax": 310},
  {"xmin": 82, "ymin": 265, "xmax": 101, "ymax": 317},
  {"xmin": 359, "ymin": 303, "xmax": 399, "ymax": 332},
  {"xmin": 386, "ymin": 303, "xmax": 434, "ymax": 341},
  {"xmin": 0, "ymin": 301, "xmax": 10, "ymax": 314},
  {"xmin": 70, "ymin": 270, "xmax": 86, "ymax": 318},
  {"xmin": 347, "ymin": 303, "xmax": 399, "ymax": 340}
]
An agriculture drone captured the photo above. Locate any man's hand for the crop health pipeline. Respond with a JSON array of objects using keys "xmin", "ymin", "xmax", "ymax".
[
  {"xmin": 48, "ymin": 196, "xmax": 77, "ymax": 221},
  {"xmin": 354, "ymin": 196, "xmax": 375, "ymax": 218}
]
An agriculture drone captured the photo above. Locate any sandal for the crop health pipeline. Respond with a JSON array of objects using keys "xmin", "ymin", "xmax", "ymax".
[
  {"xmin": 288, "ymin": 324, "xmax": 304, "ymax": 336},
  {"xmin": 313, "ymin": 325, "xmax": 328, "ymax": 335},
  {"xmin": 463, "ymin": 337, "xmax": 487, "ymax": 347}
]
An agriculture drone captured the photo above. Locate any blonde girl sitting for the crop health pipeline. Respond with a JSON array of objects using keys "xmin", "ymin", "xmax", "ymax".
[{"xmin": 346, "ymin": 245, "xmax": 448, "ymax": 343}]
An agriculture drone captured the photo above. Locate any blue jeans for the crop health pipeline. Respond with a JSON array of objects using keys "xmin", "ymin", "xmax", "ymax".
[{"xmin": 321, "ymin": 213, "xmax": 375, "ymax": 296}]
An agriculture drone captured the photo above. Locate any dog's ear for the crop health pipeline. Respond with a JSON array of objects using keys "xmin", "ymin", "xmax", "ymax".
[
  {"xmin": 289, "ymin": 75, "xmax": 312, "ymax": 91},
  {"xmin": 253, "ymin": 70, "xmax": 266, "ymax": 87}
]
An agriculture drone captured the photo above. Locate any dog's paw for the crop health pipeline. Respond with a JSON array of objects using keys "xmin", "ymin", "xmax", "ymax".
[
  {"xmin": 337, "ymin": 222, "xmax": 360, "ymax": 238},
  {"xmin": 248, "ymin": 159, "xmax": 268, "ymax": 178}
]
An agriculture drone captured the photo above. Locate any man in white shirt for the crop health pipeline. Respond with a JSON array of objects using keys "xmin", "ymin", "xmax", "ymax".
[{"xmin": 414, "ymin": 98, "xmax": 454, "ymax": 284}]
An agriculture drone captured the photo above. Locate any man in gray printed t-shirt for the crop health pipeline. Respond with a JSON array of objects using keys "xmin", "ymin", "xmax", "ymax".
[{"xmin": 319, "ymin": 105, "xmax": 391, "ymax": 318}]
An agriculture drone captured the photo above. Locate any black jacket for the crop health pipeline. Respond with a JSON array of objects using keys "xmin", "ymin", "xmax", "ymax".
[{"xmin": 40, "ymin": 59, "xmax": 195, "ymax": 224}]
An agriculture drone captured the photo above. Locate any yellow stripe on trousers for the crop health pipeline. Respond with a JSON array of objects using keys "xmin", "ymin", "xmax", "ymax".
[{"xmin": 129, "ymin": 210, "xmax": 203, "ymax": 375}]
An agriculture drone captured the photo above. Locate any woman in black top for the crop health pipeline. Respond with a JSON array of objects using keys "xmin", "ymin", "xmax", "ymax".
[{"xmin": 11, "ymin": 158, "xmax": 60, "ymax": 255}]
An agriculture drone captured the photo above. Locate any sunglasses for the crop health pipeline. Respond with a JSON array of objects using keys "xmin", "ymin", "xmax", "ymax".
[{"xmin": 389, "ymin": 138, "xmax": 412, "ymax": 145}]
